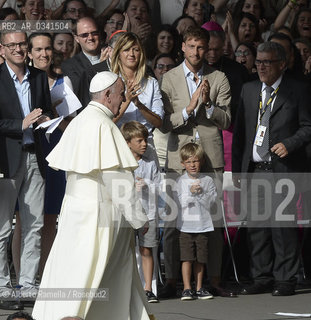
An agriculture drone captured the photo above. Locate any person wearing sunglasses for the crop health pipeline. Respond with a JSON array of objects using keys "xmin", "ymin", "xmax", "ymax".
[
  {"xmin": 152, "ymin": 53, "xmax": 176, "ymax": 82},
  {"xmin": 61, "ymin": 16, "xmax": 109, "ymax": 109},
  {"xmin": 152, "ymin": 53, "xmax": 176, "ymax": 171}
]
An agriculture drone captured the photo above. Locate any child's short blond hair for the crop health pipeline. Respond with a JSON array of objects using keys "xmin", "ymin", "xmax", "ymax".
[
  {"xmin": 120, "ymin": 121, "xmax": 149, "ymax": 142},
  {"xmin": 180, "ymin": 143, "xmax": 204, "ymax": 162}
]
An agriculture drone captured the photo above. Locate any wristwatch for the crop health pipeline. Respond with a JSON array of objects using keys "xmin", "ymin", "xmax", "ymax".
[{"xmin": 202, "ymin": 100, "xmax": 212, "ymax": 108}]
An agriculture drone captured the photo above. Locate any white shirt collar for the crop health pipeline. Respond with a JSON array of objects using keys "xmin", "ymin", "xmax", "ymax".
[
  {"xmin": 261, "ymin": 75, "xmax": 283, "ymax": 93},
  {"xmin": 182, "ymin": 60, "xmax": 204, "ymax": 79},
  {"xmin": 6, "ymin": 61, "xmax": 29, "ymax": 82}
]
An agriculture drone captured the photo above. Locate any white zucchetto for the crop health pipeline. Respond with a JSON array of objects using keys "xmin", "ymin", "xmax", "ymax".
[{"xmin": 89, "ymin": 71, "xmax": 118, "ymax": 93}]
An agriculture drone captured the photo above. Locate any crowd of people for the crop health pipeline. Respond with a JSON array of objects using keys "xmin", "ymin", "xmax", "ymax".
[{"xmin": 1, "ymin": 0, "xmax": 311, "ymax": 319}]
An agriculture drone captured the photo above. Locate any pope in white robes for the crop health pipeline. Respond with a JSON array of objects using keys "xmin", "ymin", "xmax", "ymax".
[{"xmin": 32, "ymin": 72, "xmax": 155, "ymax": 320}]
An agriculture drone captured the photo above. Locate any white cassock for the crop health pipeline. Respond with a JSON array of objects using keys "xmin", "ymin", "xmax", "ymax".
[{"xmin": 32, "ymin": 101, "xmax": 153, "ymax": 320}]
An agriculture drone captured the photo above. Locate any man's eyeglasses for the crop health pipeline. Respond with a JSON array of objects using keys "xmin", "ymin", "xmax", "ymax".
[
  {"xmin": 2, "ymin": 41, "xmax": 28, "ymax": 51},
  {"xmin": 77, "ymin": 31, "xmax": 100, "ymax": 38},
  {"xmin": 155, "ymin": 63, "xmax": 175, "ymax": 70},
  {"xmin": 235, "ymin": 49, "xmax": 250, "ymax": 57},
  {"xmin": 106, "ymin": 20, "xmax": 124, "ymax": 28},
  {"xmin": 67, "ymin": 8, "xmax": 85, "ymax": 14},
  {"xmin": 255, "ymin": 59, "xmax": 281, "ymax": 67}
]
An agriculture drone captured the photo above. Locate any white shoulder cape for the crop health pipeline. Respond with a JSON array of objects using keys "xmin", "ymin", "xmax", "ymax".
[{"xmin": 46, "ymin": 101, "xmax": 138, "ymax": 173}]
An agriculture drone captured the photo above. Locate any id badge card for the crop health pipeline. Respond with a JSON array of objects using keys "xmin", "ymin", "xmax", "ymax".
[{"xmin": 255, "ymin": 125, "xmax": 266, "ymax": 146}]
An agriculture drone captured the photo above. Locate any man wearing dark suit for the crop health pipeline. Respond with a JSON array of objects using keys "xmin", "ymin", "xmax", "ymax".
[
  {"xmin": 0, "ymin": 31, "xmax": 52, "ymax": 310},
  {"xmin": 205, "ymin": 29, "xmax": 249, "ymax": 123},
  {"xmin": 160, "ymin": 27, "xmax": 234, "ymax": 298},
  {"xmin": 61, "ymin": 17, "xmax": 109, "ymax": 108},
  {"xmin": 232, "ymin": 41, "xmax": 311, "ymax": 296}
]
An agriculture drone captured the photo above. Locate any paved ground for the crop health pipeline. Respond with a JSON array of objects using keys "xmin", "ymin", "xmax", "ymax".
[
  {"xmin": 149, "ymin": 288, "xmax": 311, "ymax": 320},
  {"xmin": 1, "ymin": 285, "xmax": 311, "ymax": 320}
]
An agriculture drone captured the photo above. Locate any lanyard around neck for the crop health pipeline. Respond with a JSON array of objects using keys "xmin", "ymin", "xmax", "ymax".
[{"xmin": 259, "ymin": 86, "xmax": 279, "ymax": 122}]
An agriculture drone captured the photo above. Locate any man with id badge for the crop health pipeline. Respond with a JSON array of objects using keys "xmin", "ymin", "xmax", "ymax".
[{"xmin": 232, "ymin": 41, "xmax": 311, "ymax": 296}]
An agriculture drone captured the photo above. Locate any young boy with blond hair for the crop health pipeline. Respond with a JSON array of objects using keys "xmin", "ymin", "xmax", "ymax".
[
  {"xmin": 176, "ymin": 142, "xmax": 217, "ymax": 301},
  {"xmin": 121, "ymin": 121, "xmax": 161, "ymax": 303}
]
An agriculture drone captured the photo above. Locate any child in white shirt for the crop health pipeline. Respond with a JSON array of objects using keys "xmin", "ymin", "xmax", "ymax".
[
  {"xmin": 121, "ymin": 121, "xmax": 161, "ymax": 303},
  {"xmin": 176, "ymin": 142, "xmax": 217, "ymax": 301}
]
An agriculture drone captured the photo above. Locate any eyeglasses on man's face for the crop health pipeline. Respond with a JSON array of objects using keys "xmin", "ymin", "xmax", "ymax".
[
  {"xmin": 235, "ymin": 49, "xmax": 250, "ymax": 57},
  {"xmin": 255, "ymin": 59, "xmax": 281, "ymax": 67},
  {"xmin": 77, "ymin": 31, "xmax": 100, "ymax": 38},
  {"xmin": 2, "ymin": 41, "xmax": 28, "ymax": 51},
  {"xmin": 155, "ymin": 63, "xmax": 175, "ymax": 70}
]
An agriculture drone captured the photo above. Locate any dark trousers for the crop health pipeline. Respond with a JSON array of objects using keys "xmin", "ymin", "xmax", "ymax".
[
  {"xmin": 247, "ymin": 227, "xmax": 299, "ymax": 286},
  {"xmin": 246, "ymin": 165, "xmax": 300, "ymax": 287}
]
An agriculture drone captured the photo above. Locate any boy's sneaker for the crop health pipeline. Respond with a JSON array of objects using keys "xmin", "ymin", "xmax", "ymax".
[
  {"xmin": 145, "ymin": 290, "xmax": 159, "ymax": 303},
  {"xmin": 181, "ymin": 289, "xmax": 195, "ymax": 301},
  {"xmin": 196, "ymin": 288, "xmax": 213, "ymax": 300}
]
